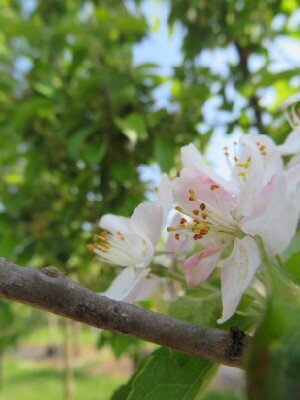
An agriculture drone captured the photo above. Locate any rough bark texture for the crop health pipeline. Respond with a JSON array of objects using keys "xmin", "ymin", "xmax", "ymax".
[{"xmin": 0, "ymin": 258, "xmax": 251, "ymax": 369}]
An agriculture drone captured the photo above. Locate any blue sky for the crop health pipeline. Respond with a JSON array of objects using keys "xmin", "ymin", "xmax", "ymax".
[
  {"xmin": 20, "ymin": 0, "xmax": 300, "ymax": 179},
  {"xmin": 130, "ymin": 0, "xmax": 300, "ymax": 178}
]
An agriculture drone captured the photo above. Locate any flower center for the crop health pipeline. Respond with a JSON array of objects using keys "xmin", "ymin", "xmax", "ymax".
[{"xmin": 168, "ymin": 189, "xmax": 242, "ymax": 242}]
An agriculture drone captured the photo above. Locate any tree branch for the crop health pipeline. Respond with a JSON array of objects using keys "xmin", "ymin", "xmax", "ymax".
[
  {"xmin": 0, "ymin": 258, "xmax": 251, "ymax": 368},
  {"xmin": 234, "ymin": 40, "xmax": 265, "ymax": 135}
]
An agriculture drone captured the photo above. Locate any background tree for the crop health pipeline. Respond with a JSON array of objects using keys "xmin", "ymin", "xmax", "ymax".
[{"xmin": 0, "ymin": 0, "xmax": 300, "ymax": 399}]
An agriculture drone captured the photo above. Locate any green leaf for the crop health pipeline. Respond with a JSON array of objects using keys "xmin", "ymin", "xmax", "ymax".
[
  {"xmin": 83, "ymin": 140, "xmax": 108, "ymax": 164},
  {"xmin": 283, "ymin": 233, "xmax": 300, "ymax": 261},
  {"xmin": 114, "ymin": 292, "xmax": 221, "ymax": 400},
  {"xmin": 98, "ymin": 331, "xmax": 141, "ymax": 359},
  {"xmin": 246, "ymin": 263, "xmax": 300, "ymax": 399},
  {"xmin": 116, "ymin": 114, "xmax": 147, "ymax": 147},
  {"xmin": 285, "ymin": 252, "xmax": 300, "ymax": 285},
  {"xmin": 127, "ymin": 347, "xmax": 217, "ymax": 400},
  {"xmin": 203, "ymin": 391, "xmax": 244, "ymax": 400},
  {"xmin": 67, "ymin": 128, "xmax": 94, "ymax": 159},
  {"xmin": 154, "ymin": 135, "xmax": 175, "ymax": 172}
]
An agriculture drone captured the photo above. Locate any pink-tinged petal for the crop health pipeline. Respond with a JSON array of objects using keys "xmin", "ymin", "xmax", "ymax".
[
  {"xmin": 218, "ymin": 236, "xmax": 261, "ymax": 324},
  {"xmin": 184, "ymin": 246, "xmax": 223, "ymax": 287},
  {"xmin": 240, "ymin": 173, "xmax": 298, "ymax": 255},
  {"xmin": 130, "ymin": 203, "xmax": 164, "ymax": 249},
  {"xmin": 172, "ymin": 174, "xmax": 235, "ymax": 219},
  {"xmin": 103, "ymin": 267, "xmax": 157, "ymax": 302},
  {"xmin": 277, "ymin": 127, "xmax": 300, "ymax": 155},
  {"xmin": 157, "ymin": 174, "xmax": 173, "ymax": 223},
  {"xmin": 181, "ymin": 143, "xmax": 235, "ymax": 192},
  {"xmin": 100, "ymin": 214, "xmax": 132, "ymax": 236}
]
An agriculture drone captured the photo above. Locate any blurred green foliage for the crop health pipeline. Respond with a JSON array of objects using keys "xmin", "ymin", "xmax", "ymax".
[
  {"xmin": 0, "ymin": 1, "xmax": 300, "ymax": 398},
  {"xmin": 0, "ymin": 0, "xmax": 299, "ymax": 278},
  {"xmin": 169, "ymin": 0, "xmax": 300, "ymax": 140}
]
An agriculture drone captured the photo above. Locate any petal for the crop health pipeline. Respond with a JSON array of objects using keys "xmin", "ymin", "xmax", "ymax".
[
  {"xmin": 130, "ymin": 202, "xmax": 164, "ymax": 249},
  {"xmin": 286, "ymin": 164, "xmax": 300, "ymax": 213},
  {"xmin": 103, "ymin": 268, "xmax": 157, "ymax": 302},
  {"xmin": 103, "ymin": 267, "xmax": 137, "ymax": 301},
  {"xmin": 156, "ymin": 173, "xmax": 173, "ymax": 223},
  {"xmin": 277, "ymin": 127, "xmax": 300, "ymax": 155},
  {"xmin": 172, "ymin": 174, "xmax": 235, "ymax": 219},
  {"xmin": 184, "ymin": 246, "xmax": 223, "ymax": 287},
  {"xmin": 181, "ymin": 143, "xmax": 234, "ymax": 192},
  {"xmin": 240, "ymin": 134, "xmax": 283, "ymax": 182},
  {"xmin": 134, "ymin": 275, "xmax": 160, "ymax": 301},
  {"xmin": 98, "ymin": 214, "xmax": 152, "ymax": 268},
  {"xmin": 218, "ymin": 236, "xmax": 261, "ymax": 324},
  {"xmin": 240, "ymin": 173, "xmax": 298, "ymax": 255},
  {"xmin": 100, "ymin": 214, "xmax": 132, "ymax": 236},
  {"xmin": 236, "ymin": 134, "xmax": 283, "ymax": 217}
]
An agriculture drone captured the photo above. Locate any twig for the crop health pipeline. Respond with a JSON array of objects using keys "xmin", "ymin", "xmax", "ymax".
[
  {"xmin": 0, "ymin": 258, "xmax": 251, "ymax": 368},
  {"xmin": 234, "ymin": 41, "xmax": 265, "ymax": 135}
]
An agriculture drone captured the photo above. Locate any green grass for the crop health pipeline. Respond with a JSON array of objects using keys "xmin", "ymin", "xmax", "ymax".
[
  {"xmin": 1, "ymin": 325, "xmax": 127, "ymax": 400},
  {"xmin": 2, "ymin": 356, "xmax": 124, "ymax": 400}
]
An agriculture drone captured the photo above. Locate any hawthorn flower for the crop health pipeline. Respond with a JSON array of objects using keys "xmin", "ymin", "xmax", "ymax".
[
  {"xmin": 89, "ymin": 174, "xmax": 172, "ymax": 301},
  {"xmin": 168, "ymin": 137, "xmax": 298, "ymax": 323}
]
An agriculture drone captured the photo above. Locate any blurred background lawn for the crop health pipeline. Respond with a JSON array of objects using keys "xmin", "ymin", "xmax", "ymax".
[
  {"xmin": 0, "ymin": 0, "xmax": 299, "ymax": 399},
  {"xmin": 3, "ymin": 325, "xmax": 128, "ymax": 400}
]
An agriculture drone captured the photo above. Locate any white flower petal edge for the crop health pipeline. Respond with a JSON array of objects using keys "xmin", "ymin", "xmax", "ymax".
[
  {"xmin": 181, "ymin": 143, "xmax": 236, "ymax": 193},
  {"xmin": 98, "ymin": 215, "xmax": 149, "ymax": 268},
  {"xmin": 240, "ymin": 172, "xmax": 298, "ymax": 255},
  {"xmin": 103, "ymin": 267, "xmax": 159, "ymax": 302},
  {"xmin": 130, "ymin": 174, "xmax": 172, "ymax": 248},
  {"xmin": 218, "ymin": 236, "xmax": 261, "ymax": 324},
  {"xmin": 277, "ymin": 127, "xmax": 300, "ymax": 155}
]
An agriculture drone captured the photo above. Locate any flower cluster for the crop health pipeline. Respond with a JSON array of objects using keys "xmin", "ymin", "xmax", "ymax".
[{"xmin": 90, "ymin": 125, "xmax": 300, "ymax": 323}]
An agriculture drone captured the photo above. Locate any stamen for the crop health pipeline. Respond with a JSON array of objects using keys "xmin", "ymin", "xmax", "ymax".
[
  {"xmin": 201, "ymin": 211, "xmax": 208, "ymax": 219},
  {"xmin": 87, "ymin": 243, "xmax": 95, "ymax": 252},
  {"xmin": 188, "ymin": 189, "xmax": 196, "ymax": 201},
  {"xmin": 193, "ymin": 209, "xmax": 200, "ymax": 216},
  {"xmin": 235, "ymin": 161, "xmax": 250, "ymax": 168},
  {"xmin": 237, "ymin": 171, "xmax": 246, "ymax": 177},
  {"xmin": 200, "ymin": 202, "xmax": 206, "ymax": 210},
  {"xmin": 175, "ymin": 233, "xmax": 180, "ymax": 240},
  {"xmin": 100, "ymin": 231, "xmax": 109, "ymax": 240},
  {"xmin": 193, "ymin": 234, "xmax": 202, "ymax": 240},
  {"xmin": 210, "ymin": 184, "xmax": 219, "ymax": 190},
  {"xmin": 117, "ymin": 231, "xmax": 125, "ymax": 240}
]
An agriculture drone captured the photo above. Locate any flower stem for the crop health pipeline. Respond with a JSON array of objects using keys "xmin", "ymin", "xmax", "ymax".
[
  {"xmin": 150, "ymin": 264, "xmax": 186, "ymax": 283},
  {"xmin": 275, "ymin": 255, "xmax": 285, "ymax": 269}
]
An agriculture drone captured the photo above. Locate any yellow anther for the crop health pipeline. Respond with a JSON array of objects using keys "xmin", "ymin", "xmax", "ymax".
[
  {"xmin": 237, "ymin": 171, "xmax": 247, "ymax": 177},
  {"xmin": 210, "ymin": 184, "xmax": 219, "ymax": 190},
  {"xmin": 188, "ymin": 189, "xmax": 196, "ymax": 201},
  {"xmin": 235, "ymin": 161, "xmax": 250, "ymax": 168}
]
